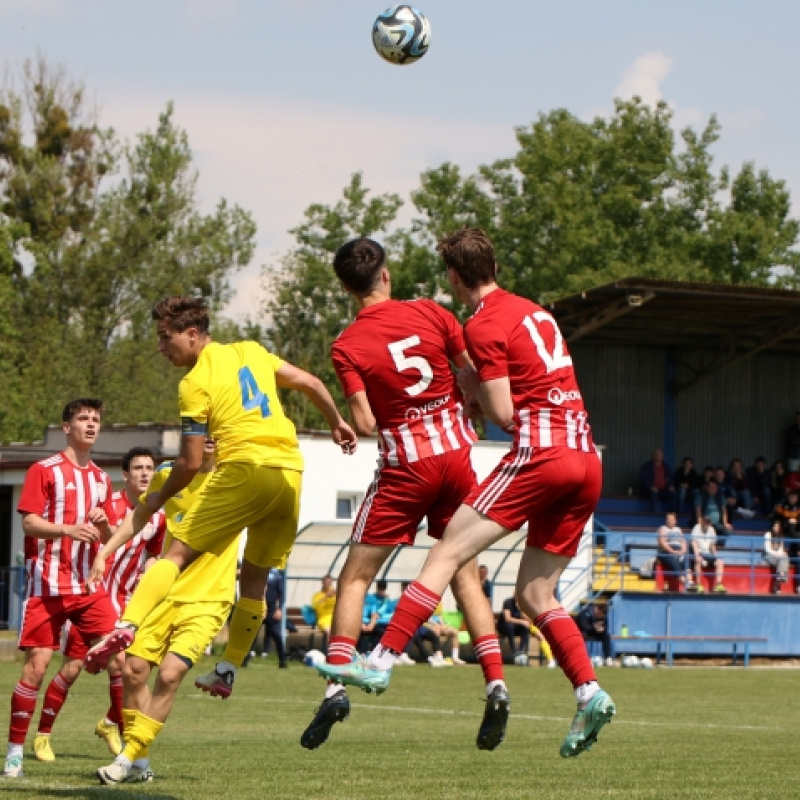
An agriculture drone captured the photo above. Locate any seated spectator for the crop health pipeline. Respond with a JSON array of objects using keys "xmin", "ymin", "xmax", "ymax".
[
  {"xmin": 714, "ymin": 467, "xmax": 740, "ymax": 519},
  {"xmin": 784, "ymin": 468, "xmax": 800, "ymax": 496},
  {"xmin": 359, "ymin": 579, "xmax": 396, "ymax": 652},
  {"xmin": 726, "ymin": 458, "xmax": 755, "ymax": 517},
  {"xmin": 405, "ymin": 625, "xmax": 453, "ymax": 667},
  {"xmin": 497, "ymin": 596, "xmax": 531, "ymax": 660},
  {"xmin": 478, "ymin": 564, "xmax": 492, "ymax": 602},
  {"xmin": 689, "ymin": 516, "xmax": 726, "ymax": 593},
  {"xmin": 575, "ymin": 603, "xmax": 615, "ymax": 665},
  {"xmin": 746, "ymin": 456, "xmax": 773, "ymax": 516},
  {"xmin": 673, "ymin": 457, "xmax": 700, "ymax": 513},
  {"xmin": 693, "ymin": 478, "xmax": 733, "ymax": 547},
  {"xmin": 770, "ymin": 460, "xmax": 787, "ymax": 505},
  {"xmin": 764, "ymin": 521, "xmax": 790, "ymax": 594},
  {"xmin": 311, "ymin": 574, "xmax": 337, "ymax": 644},
  {"xmin": 656, "ymin": 512, "xmax": 691, "ymax": 591},
  {"xmin": 698, "ymin": 464, "xmax": 715, "ymax": 488},
  {"xmin": 424, "ymin": 604, "xmax": 465, "ymax": 665},
  {"xmin": 639, "ymin": 448, "xmax": 676, "ymax": 512},
  {"xmin": 772, "ymin": 489, "xmax": 800, "ymax": 552}
]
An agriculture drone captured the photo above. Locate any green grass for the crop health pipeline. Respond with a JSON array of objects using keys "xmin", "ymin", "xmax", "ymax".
[{"xmin": 0, "ymin": 657, "xmax": 796, "ymax": 799}]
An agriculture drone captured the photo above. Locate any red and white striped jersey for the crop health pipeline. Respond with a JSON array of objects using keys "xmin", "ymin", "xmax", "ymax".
[
  {"xmin": 103, "ymin": 490, "xmax": 166, "ymax": 615},
  {"xmin": 465, "ymin": 289, "xmax": 595, "ymax": 453},
  {"xmin": 17, "ymin": 452, "xmax": 114, "ymax": 598},
  {"xmin": 331, "ymin": 298, "xmax": 477, "ymax": 466}
]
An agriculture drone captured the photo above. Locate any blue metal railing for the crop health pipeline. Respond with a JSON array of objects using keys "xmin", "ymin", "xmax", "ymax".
[{"xmin": 0, "ymin": 566, "xmax": 25, "ymax": 631}]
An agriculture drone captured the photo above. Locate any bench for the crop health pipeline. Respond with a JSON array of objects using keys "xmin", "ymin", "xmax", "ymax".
[
  {"xmin": 655, "ymin": 561, "xmax": 796, "ymax": 594},
  {"xmin": 611, "ymin": 635, "xmax": 767, "ymax": 667}
]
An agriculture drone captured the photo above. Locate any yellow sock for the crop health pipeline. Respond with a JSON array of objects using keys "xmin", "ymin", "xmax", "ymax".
[
  {"xmin": 223, "ymin": 597, "xmax": 264, "ymax": 667},
  {"xmin": 122, "ymin": 712, "xmax": 163, "ymax": 763},
  {"xmin": 121, "ymin": 560, "xmax": 180, "ymax": 628},
  {"xmin": 540, "ymin": 639, "xmax": 553, "ymax": 662}
]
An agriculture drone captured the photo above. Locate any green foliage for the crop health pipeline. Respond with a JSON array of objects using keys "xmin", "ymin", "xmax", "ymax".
[{"xmin": 0, "ymin": 58, "xmax": 256, "ymax": 442}]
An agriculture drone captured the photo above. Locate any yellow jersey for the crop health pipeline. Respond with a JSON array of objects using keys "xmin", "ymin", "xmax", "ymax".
[
  {"xmin": 145, "ymin": 465, "xmax": 238, "ymax": 604},
  {"xmin": 179, "ymin": 340, "xmax": 303, "ymax": 472}
]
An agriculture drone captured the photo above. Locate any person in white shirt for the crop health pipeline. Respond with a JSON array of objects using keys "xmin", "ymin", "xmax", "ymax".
[
  {"xmin": 764, "ymin": 521, "xmax": 789, "ymax": 594},
  {"xmin": 656, "ymin": 512, "xmax": 691, "ymax": 591},
  {"xmin": 689, "ymin": 517, "xmax": 726, "ymax": 593}
]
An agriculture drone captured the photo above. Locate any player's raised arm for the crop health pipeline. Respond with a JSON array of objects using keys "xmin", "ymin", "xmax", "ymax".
[
  {"xmin": 275, "ymin": 362, "xmax": 358, "ymax": 453},
  {"xmin": 142, "ymin": 434, "xmax": 205, "ymax": 513},
  {"xmin": 88, "ymin": 503, "xmax": 152, "ymax": 588}
]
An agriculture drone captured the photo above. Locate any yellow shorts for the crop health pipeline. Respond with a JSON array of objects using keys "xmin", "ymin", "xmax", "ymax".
[
  {"xmin": 175, "ymin": 463, "xmax": 302, "ymax": 569},
  {"xmin": 127, "ymin": 598, "xmax": 231, "ymax": 666}
]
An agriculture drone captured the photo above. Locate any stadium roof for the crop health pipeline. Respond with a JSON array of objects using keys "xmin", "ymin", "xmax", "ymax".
[{"xmin": 547, "ymin": 278, "xmax": 800, "ymax": 394}]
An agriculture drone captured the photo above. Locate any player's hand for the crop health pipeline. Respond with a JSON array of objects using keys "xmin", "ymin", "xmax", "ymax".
[
  {"xmin": 87, "ymin": 555, "xmax": 106, "ymax": 589},
  {"xmin": 464, "ymin": 396, "xmax": 484, "ymax": 422},
  {"xmin": 332, "ymin": 421, "xmax": 358, "ymax": 454},
  {"xmin": 456, "ymin": 365, "xmax": 480, "ymax": 399},
  {"xmin": 87, "ymin": 507, "xmax": 108, "ymax": 527},
  {"xmin": 144, "ymin": 492, "xmax": 163, "ymax": 515},
  {"xmin": 274, "ymin": 608, "xmax": 282, "ymax": 621},
  {"xmin": 65, "ymin": 523, "xmax": 100, "ymax": 542}
]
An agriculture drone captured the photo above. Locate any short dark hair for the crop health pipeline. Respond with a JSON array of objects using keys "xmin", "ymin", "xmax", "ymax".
[
  {"xmin": 437, "ymin": 227, "xmax": 497, "ymax": 289},
  {"xmin": 151, "ymin": 296, "xmax": 210, "ymax": 334},
  {"xmin": 755, "ymin": 456, "xmax": 767, "ymax": 463},
  {"xmin": 333, "ymin": 238, "xmax": 385, "ymax": 293},
  {"xmin": 376, "ymin": 579, "xmax": 388, "ymax": 592},
  {"xmin": 122, "ymin": 447, "xmax": 155, "ymax": 473},
  {"xmin": 62, "ymin": 397, "xmax": 104, "ymax": 423}
]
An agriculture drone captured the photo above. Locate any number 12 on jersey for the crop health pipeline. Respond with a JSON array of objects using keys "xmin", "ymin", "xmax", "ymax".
[{"xmin": 238, "ymin": 366, "xmax": 271, "ymax": 418}]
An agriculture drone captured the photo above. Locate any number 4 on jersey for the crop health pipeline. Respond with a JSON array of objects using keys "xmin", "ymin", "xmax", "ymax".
[{"xmin": 238, "ymin": 366, "xmax": 271, "ymax": 418}]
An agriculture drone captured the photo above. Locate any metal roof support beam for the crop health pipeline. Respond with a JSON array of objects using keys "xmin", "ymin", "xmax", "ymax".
[{"xmin": 565, "ymin": 291, "xmax": 655, "ymax": 343}]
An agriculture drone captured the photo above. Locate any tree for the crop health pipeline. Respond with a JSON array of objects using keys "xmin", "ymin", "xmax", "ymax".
[{"xmin": 0, "ymin": 58, "xmax": 256, "ymax": 441}]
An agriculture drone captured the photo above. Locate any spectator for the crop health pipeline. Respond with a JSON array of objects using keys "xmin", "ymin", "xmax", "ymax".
[
  {"xmin": 497, "ymin": 596, "xmax": 531, "ymax": 660},
  {"xmin": 256, "ymin": 568, "xmax": 287, "ymax": 667},
  {"xmin": 693, "ymin": 479, "xmax": 733, "ymax": 548},
  {"xmin": 764, "ymin": 521, "xmax": 790, "ymax": 594},
  {"xmin": 689, "ymin": 516, "xmax": 726, "ymax": 593},
  {"xmin": 656, "ymin": 512, "xmax": 691, "ymax": 591},
  {"xmin": 575, "ymin": 603, "xmax": 615, "ymax": 666},
  {"xmin": 425, "ymin": 604, "xmax": 465, "ymax": 665},
  {"xmin": 359, "ymin": 580, "xmax": 396, "ymax": 652},
  {"xmin": 726, "ymin": 459, "xmax": 755, "ymax": 518},
  {"xmin": 478, "ymin": 564, "xmax": 492, "ymax": 603},
  {"xmin": 673, "ymin": 457, "xmax": 700, "ymax": 513},
  {"xmin": 311, "ymin": 575, "xmax": 337, "ymax": 651},
  {"xmin": 783, "ymin": 468, "xmax": 800, "ymax": 496},
  {"xmin": 639, "ymin": 448, "xmax": 676, "ymax": 512},
  {"xmin": 714, "ymin": 467, "xmax": 739, "ymax": 519},
  {"xmin": 783, "ymin": 412, "xmax": 800, "ymax": 472},
  {"xmin": 407, "ymin": 626, "xmax": 452, "ymax": 668},
  {"xmin": 770, "ymin": 460, "xmax": 787, "ymax": 506},
  {"xmin": 772, "ymin": 489, "xmax": 800, "ymax": 549},
  {"xmin": 746, "ymin": 457, "xmax": 773, "ymax": 516}
]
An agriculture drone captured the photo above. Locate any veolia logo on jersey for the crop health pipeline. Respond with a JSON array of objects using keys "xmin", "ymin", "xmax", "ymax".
[
  {"xmin": 405, "ymin": 394, "xmax": 450, "ymax": 421},
  {"xmin": 547, "ymin": 387, "xmax": 581, "ymax": 406}
]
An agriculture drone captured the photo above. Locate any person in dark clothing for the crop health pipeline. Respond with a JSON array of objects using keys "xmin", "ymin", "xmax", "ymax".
[
  {"xmin": 639, "ymin": 449, "xmax": 676, "ymax": 512},
  {"xmin": 576, "ymin": 603, "xmax": 614, "ymax": 664},
  {"xmin": 673, "ymin": 457, "xmax": 700, "ymax": 513},
  {"xmin": 746, "ymin": 456, "xmax": 773, "ymax": 516},
  {"xmin": 257, "ymin": 568, "xmax": 287, "ymax": 668},
  {"xmin": 497, "ymin": 597, "xmax": 530, "ymax": 658},
  {"xmin": 478, "ymin": 564, "xmax": 492, "ymax": 603}
]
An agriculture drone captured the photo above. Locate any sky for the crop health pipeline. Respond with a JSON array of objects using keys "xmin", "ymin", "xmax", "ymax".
[{"xmin": 1, "ymin": 0, "xmax": 799, "ymax": 319}]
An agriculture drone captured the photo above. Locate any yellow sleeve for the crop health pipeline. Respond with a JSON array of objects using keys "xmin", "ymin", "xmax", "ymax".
[{"xmin": 178, "ymin": 374, "xmax": 211, "ymax": 423}]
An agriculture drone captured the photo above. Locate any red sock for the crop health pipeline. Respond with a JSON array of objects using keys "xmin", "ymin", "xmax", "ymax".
[
  {"xmin": 106, "ymin": 675, "xmax": 124, "ymax": 733},
  {"xmin": 327, "ymin": 636, "xmax": 357, "ymax": 666},
  {"xmin": 9, "ymin": 681, "xmax": 39, "ymax": 745},
  {"xmin": 535, "ymin": 607, "xmax": 596, "ymax": 689},
  {"xmin": 37, "ymin": 672, "xmax": 74, "ymax": 735},
  {"xmin": 472, "ymin": 634, "xmax": 505, "ymax": 684},
  {"xmin": 381, "ymin": 582, "xmax": 440, "ymax": 655}
]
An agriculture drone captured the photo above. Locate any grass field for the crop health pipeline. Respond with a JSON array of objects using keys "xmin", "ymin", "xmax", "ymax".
[{"xmin": 0, "ymin": 656, "xmax": 796, "ymax": 800}]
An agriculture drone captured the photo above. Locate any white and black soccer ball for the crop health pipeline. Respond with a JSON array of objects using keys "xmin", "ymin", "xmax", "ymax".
[
  {"xmin": 513, "ymin": 652, "xmax": 529, "ymax": 666},
  {"xmin": 621, "ymin": 655, "xmax": 640, "ymax": 668},
  {"xmin": 303, "ymin": 649, "xmax": 326, "ymax": 668},
  {"xmin": 590, "ymin": 655, "xmax": 604, "ymax": 669},
  {"xmin": 372, "ymin": 5, "xmax": 431, "ymax": 65},
  {"xmin": 640, "ymin": 657, "xmax": 654, "ymax": 670}
]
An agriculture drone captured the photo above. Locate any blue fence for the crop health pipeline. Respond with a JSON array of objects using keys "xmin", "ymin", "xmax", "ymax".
[{"xmin": 0, "ymin": 566, "xmax": 25, "ymax": 631}]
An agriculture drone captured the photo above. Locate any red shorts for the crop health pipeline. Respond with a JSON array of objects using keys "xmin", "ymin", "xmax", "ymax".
[
  {"xmin": 63, "ymin": 589, "xmax": 127, "ymax": 658},
  {"xmin": 466, "ymin": 446, "xmax": 602, "ymax": 558},
  {"xmin": 18, "ymin": 590, "xmax": 117, "ymax": 654},
  {"xmin": 352, "ymin": 448, "xmax": 477, "ymax": 547}
]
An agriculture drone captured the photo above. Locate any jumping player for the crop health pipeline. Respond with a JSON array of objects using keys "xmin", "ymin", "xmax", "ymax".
[
  {"xmin": 84, "ymin": 297, "xmax": 357, "ymax": 696},
  {"xmin": 31, "ymin": 447, "xmax": 165, "ymax": 764},
  {"xmin": 301, "ymin": 238, "xmax": 508, "ymax": 752},
  {"xmin": 318, "ymin": 228, "xmax": 616, "ymax": 758},
  {"xmin": 4, "ymin": 398, "xmax": 118, "ymax": 779}
]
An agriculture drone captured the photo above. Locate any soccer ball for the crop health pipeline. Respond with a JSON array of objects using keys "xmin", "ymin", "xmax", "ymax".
[
  {"xmin": 303, "ymin": 649, "xmax": 326, "ymax": 668},
  {"xmin": 372, "ymin": 5, "xmax": 431, "ymax": 65},
  {"xmin": 590, "ymin": 655, "xmax": 604, "ymax": 668},
  {"xmin": 621, "ymin": 655, "xmax": 640, "ymax": 668},
  {"xmin": 640, "ymin": 657, "xmax": 654, "ymax": 669},
  {"xmin": 513, "ymin": 652, "xmax": 529, "ymax": 666}
]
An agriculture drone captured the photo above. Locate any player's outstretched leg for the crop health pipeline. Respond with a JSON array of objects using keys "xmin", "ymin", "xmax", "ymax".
[
  {"xmin": 300, "ymin": 688, "xmax": 350, "ymax": 750},
  {"xmin": 477, "ymin": 685, "xmax": 511, "ymax": 751},
  {"xmin": 560, "ymin": 689, "xmax": 616, "ymax": 758}
]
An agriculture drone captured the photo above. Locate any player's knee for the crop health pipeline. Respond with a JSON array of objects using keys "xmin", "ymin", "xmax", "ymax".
[{"xmin": 123, "ymin": 656, "xmax": 150, "ymax": 686}]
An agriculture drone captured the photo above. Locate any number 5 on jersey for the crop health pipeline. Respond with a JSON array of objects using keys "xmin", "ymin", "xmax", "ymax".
[
  {"xmin": 388, "ymin": 336, "xmax": 433, "ymax": 397},
  {"xmin": 238, "ymin": 366, "xmax": 271, "ymax": 418}
]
